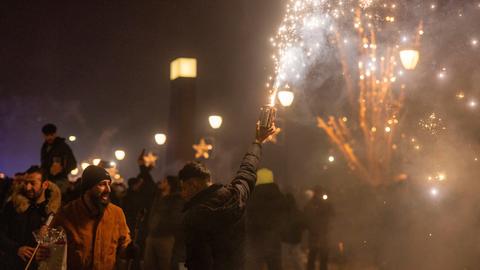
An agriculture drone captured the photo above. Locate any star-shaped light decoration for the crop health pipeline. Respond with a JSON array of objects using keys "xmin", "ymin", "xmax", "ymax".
[
  {"xmin": 267, "ymin": 127, "xmax": 282, "ymax": 144},
  {"xmin": 193, "ymin": 138, "xmax": 213, "ymax": 159},
  {"xmin": 143, "ymin": 152, "xmax": 158, "ymax": 167}
]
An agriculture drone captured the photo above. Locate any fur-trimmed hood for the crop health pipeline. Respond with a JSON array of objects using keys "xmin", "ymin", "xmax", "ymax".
[{"xmin": 11, "ymin": 180, "xmax": 61, "ymax": 214}]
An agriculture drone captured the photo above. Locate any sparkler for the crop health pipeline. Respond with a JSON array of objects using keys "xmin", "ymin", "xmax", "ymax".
[{"xmin": 268, "ymin": 0, "xmax": 425, "ymax": 186}]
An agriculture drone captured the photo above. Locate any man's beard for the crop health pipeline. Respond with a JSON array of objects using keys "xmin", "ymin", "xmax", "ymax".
[
  {"xmin": 91, "ymin": 192, "xmax": 110, "ymax": 216},
  {"xmin": 22, "ymin": 188, "xmax": 43, "ymax": 201}
]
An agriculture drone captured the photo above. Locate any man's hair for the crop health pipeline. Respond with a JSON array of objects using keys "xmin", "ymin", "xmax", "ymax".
[
  {"xmin": 25, "ymin": 165, "xmax": 47, "ymax": 182},
  {"xmin": 42, "ymin": 123, "xmax": 57, "ymax": 135},
  {"xmin": 166, "ymin": 175, "xmax": 181, "ymax": 193},
  {"xmin": 178, "ymin": 162, "xmax": 211, "ymax": 182}
]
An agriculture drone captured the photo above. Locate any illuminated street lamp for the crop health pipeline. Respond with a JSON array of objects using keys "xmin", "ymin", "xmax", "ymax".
[
  {"xmin": 170, "ymin": 58, "xmax": 197, "ymax": 80},
  {"xmin": 277, "ymin": 90, "xmax": 295, "ymax": 107},
  {"xmin": 81, "ymin": 162, "xmax": 90, "ymax": 170},
  {"xmin": 70, "ymin": 168, "xmax": 79, "ymax": 176},
  {"xmin": 114, "ymin": 150, "xmax": 126, "ymax": 161},
  {"xmin": 92, "ymin": 158, "xmax": 101, "ymax": 166},
  {"xmin": 399, "ymin": 49, "xmax": 420, "ymax": 70},
  {"xmin": 208, "ymin": 115, "xmax": 223, "ymax": 129},
  {"xmin": 155, "ymin": 133, "xmax": 167, "ymax": 145},
  {"xmin": 68, "ymin": 135, "xmax": 77, "ymax": 142}
]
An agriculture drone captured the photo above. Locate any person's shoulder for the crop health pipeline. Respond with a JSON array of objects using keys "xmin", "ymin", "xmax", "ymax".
[
  {"xmin": 107, "ymin": 202, "xmax": 127, "ymax": 217},
  {"xmin": 58, "ymin": 198, "xmax": 80, "ymax": 214}
]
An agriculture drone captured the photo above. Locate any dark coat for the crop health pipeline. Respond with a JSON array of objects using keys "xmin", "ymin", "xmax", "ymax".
[
  {"xmin": 0, "ymin": 182, "xmax": 61, "ymax": 270},
  {"xmin": 282, "ymin": 193, "xmax": 306, "ymax": 245},
  {"xmin": 246, "ymin": 182, "xmax": 288, "ymax": 238},
  {"xmin": 122, "ymin": 165, "xmax": 157, "ymax": 233},
  {"xmin": 147, "ymin": 193, "xmax": 184, "ymax": 238},
  {"xmin": 304, "ymin": 197, "xmax": 334, "ymax": 247},
  {"xmin": 183, "ymin": 143, "xmax": 261, "ymax": 270},
  {"xmin": 40, "ymin": 137, "xmax": 77, "ymax": 181}
]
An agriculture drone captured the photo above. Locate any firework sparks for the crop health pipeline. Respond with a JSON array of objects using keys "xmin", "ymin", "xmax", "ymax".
[
  {"xmin": 266, "ymin": 0, "xmax": 382, "ymax": 104},
  {"xmin": 418, "ymin": 113, "xmax": 446, "ymax": 135}
]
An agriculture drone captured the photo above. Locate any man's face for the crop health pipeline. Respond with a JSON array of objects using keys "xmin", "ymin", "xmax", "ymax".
[
  {"xmin": 44, "ymin": 133, "xmax": 56, "ymax": 144},
  {"xmin": 23, "ymin": 172, "xmax": 47, "ymax": 200},
  {"xmin": 88, "ymin": 179, "xmax": 112, "ymax": 206}
]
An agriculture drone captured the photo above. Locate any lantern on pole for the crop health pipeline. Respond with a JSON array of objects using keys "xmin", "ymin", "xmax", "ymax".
[
  {"xmin": 114, "ymin": 150, "xmax": 126, "ymax": 161},
  {"xmin": 154, "ymin": 133, "xmax": 167, "ymax": 145},
  {"xmin": 277, "ymin": 90, "xmax": 295, "ymax": 107},
  {"xmin": 208, "ymin": 115, "xmax": 223, "ymax": 129},
  {"xmin": 399, "ymin": 49, "xmax": 420, "ymax": 70}
]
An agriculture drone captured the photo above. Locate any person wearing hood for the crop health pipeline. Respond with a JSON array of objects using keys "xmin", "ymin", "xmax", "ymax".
[
  {"xmin": 178, "ymin": 121, "xmax": 276, "ymax": 270},
  {"xmin": 0, "ymin": 165, "xmax": 61, "ymax": 270},
  {"xmin": 246, "ymin": 168, "xmax": 289, "ymax": 270},
  {"xmin": 40, "ymin": 123, "xmax": 77, "ymax": 192},
  {"xmin": 52, "ymin": 165, "xmax": 136, "ymax": 270}
]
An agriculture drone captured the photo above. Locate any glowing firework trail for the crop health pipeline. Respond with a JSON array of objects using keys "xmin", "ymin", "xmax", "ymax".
[
  {"xmin": 266, "ymin": 0, "xmax": 379, "ymax": 105},
  {"xmin": 268, "ymin": 0, "xmax": 425, "ymax": 186}
]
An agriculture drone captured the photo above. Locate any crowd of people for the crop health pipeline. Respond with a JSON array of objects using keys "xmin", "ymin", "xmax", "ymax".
[{"xmin": 0, "ymin": 121, "xmax": 336, "ymax": 270}]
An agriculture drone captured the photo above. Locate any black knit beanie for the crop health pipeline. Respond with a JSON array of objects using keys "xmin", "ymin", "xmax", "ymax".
[{"xmin": 81, "ymin": 165, "xmax": 111, "ymax": 193}]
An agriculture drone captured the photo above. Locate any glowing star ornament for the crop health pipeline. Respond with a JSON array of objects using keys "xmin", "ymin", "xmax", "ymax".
[
  {"xmin": 193, "ymin": 139, "xmax": 213, "ymax": 159},
  {"xmin": 143, "ymin": 152, "xmax": 158, "ymax": 167}
]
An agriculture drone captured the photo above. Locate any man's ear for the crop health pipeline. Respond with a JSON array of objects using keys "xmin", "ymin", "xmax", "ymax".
[{"xmin": 42, "ymin": 180, "xmax": 50, "ymax": 190}]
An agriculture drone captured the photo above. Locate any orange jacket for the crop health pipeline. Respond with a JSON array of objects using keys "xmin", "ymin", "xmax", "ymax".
[{"xmin": 53, "ymin": 196, "xmax": 131, "ymax": 270}]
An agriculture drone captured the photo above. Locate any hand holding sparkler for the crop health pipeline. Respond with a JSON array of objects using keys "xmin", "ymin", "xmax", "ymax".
[
  {"xmin": 24, "ymin": 213, "xmax": 55, "ymax": 270},
  {"xmin": 256, "ymin": 106, "xmax": 277, "ymax": 144}
]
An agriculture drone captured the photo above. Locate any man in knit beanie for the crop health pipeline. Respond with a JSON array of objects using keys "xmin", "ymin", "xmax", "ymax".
[{"xmin": 53, "ymin": 165, "xmax": 135, "ymax": 270}]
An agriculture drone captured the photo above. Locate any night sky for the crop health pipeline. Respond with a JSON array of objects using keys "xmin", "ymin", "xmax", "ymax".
[
  {"xmin": 1, "ymin": 1, "xmax": 479, "ymax": 186},
  {"xmin": 0, "ymin": 1, "xmax": 290, "ymax": 178}
]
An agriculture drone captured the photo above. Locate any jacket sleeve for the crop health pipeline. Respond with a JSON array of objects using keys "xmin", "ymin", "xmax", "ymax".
[
  {"xmin": 0, "ymin": 203, "xmax": 21, "ymax": 254},
  {"xmin": 229, "ymin": 142, "xmax": 262, "ymax": 203},
  {"xmin": 63, "ymin": 144, "xmax": 77, "ymax": 173}
]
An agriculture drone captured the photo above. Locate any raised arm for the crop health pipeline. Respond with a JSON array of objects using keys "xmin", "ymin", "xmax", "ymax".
[{"xmin": 230, "ymin": 122, "xmax": 277, "ymax": 201}]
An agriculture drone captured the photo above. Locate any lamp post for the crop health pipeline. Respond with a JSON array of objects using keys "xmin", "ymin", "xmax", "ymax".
[
  {"xmin": 167, "ymin": 57, "xmax": 198, "ymax": 167},
  {"xmin": 208, "ymin": 115, "xmax": 223, "ymax": 129},
  {"xmin": 114, "ymin": 150, "xmax": 126, "ymax": 161},
  {"xmin": 154, "ymin": 133, "xmax": 167, "ymax": 145},
  {"xmin": 277, "ymin": 90, "xmax": 295, "ymax": 107},
  {"xmin": 399, "ymin": 49, "xmax": 420, "ymax": 70}
]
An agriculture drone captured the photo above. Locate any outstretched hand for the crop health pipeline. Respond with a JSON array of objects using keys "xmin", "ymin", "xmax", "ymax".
[{"xmin": 255, "ymin": 122, "xmax": 277, "ymax": 144}]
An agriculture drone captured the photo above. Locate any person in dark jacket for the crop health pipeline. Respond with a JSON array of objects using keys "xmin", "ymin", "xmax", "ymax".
[
  {"xmin": 40, "ymin": 123, "xmax": 77, "ymax": 192},
  {"xmin": 178, "ymin": 122, "xmax": 276, "ymax": 270},
  {"xmin": 282, "ymin": 192, "xmax": 306, "ymax": 270},
  {"xmin": 144, "ymin": 176, "xmax": 184, "ymax": 270},
  {"xmin": 304, "ymin": 186, "xmax": 335, "ymax": 270},
  {"xmin": 246, "ymin": 168, "xmax": 288, "ymax": 270},
  {"xmin": 121, "ymin": 152, "xmax": 157, "ymax": 270},
  {"xmin": 0, "ymin": 166, "xmax": 61, "ymax": 270}
]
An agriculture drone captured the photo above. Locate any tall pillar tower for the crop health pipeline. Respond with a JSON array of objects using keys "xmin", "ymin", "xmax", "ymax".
[{"xmin": 166, "ymin": 58, "xmax": 197, "ymax": 170}]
